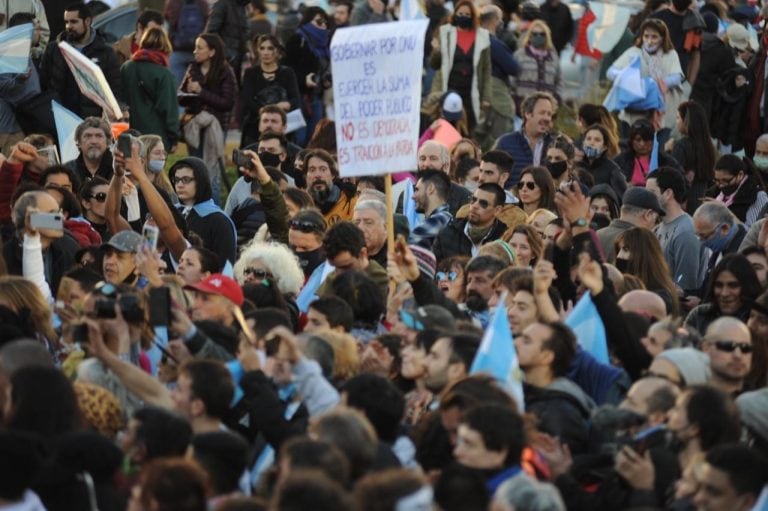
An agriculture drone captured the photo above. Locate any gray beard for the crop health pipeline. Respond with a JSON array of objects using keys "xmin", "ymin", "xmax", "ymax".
[{"xmin": 85, "ymin": 148, "xmax": 103, "ymax": 161}]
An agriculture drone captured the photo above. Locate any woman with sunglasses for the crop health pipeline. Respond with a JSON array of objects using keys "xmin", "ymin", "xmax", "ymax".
[
  {"xmin": 434, "ymin": 255, "xmax": 470, "ymax": 303},
  {"xmin": 429, "ymin": 0, "xmax": 491, "ymax": 135},
  {"xmin": 512, "ymin": 20, "xmax": 561, "ymax": 114},
  {"xmin": 240, "ymin": 34, "xmax": 301, "ymax": 148},
  {"xmin": 685, "ymin": 253, "xmax": 762, "ymax": 336},
  {"xmin": 79, "ymin": 176, "xmax": 111, "ymax": 242},
  {"xmin": 517, "ymin": 166, "xmax": 555, "ymax": 216},
  {"xmin": 285, "ymin": 7, "xmax": 331, "ymax": 145}
]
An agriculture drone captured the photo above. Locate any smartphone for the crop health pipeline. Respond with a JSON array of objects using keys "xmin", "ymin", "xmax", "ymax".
[
  {"xmin": 117, "ymin": 133, "xmax": 133, "ymax": 156},
  {"xmin": 148, "ymin": 287, "xmax": 171, "ymax": 327},
  {"xmin": 73, "ymin": 323, "xmax": 89, "ymax": 345},
  {"xmin": 232, "ymin": 149, "xmax": 254, "ymax": 170},
  {"xmin": 30, "ymin": 212, "xmax": 63, "ymax": 231},
  {"xmin": 142, "ymin": 224, "xmax": 159, "ymax": 252},
  {"xmin": 38, "ymin": 145, "xmax": 60, "ymax": 166}
]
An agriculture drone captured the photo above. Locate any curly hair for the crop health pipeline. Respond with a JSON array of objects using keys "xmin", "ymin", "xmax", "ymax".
[{"xmin": 234, "ymin": 241, "xmax": 304, "ymax": 296}]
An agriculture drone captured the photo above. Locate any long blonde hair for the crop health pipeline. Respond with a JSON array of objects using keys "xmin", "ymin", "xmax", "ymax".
[
  {"xmin": 0, "ymin": 276, "xmax": 56, "ymax": 341},
  {"xmin": 139, "ymin": 135, "xmax": 174, "ymax": 197}
]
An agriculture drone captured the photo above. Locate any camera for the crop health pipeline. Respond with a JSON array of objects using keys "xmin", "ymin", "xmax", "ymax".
[
  {"xmin": 95, "ymin": 294, "xmax": 144, "ymax": 322},
  {"xmin": 233, "ymin": 150, "xmax": 254, "ymax": 170}
]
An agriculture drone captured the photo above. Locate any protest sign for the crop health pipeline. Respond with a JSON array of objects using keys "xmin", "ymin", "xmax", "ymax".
[
  {"xmin": 0, "ymin": 23, "xmax": 33, "ymax": 74},
  {"xmin": 58, "ymin": 41, "xmax": 122, "ymax": 120},
  {"xmin": 331, "ymin": 20, "xmax": 429, "ymax": 178}
]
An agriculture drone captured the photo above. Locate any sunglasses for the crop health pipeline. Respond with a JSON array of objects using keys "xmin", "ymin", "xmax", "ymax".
[
  {"xmin": 290, "ymin": 220, "xmax": 323, "ymax": 233},
  {"xmin": 88, "ymin": 192, "xmax": 107, "ymax": 202},
  {"xmin": 519, "ymin": 181, "xmax": 537, "ymax": 191},
  {"xmin": 713, "ymin": 340, "xmax": 753, "ymax": 354},
  {"xmin": 173, "ymin": 176, "xmax": 195, "ymax": 185},
  {"xmin": 244, "ymin": 268, "xmax": 272, "ymax": 280},
  {"xmin": 435, "ymin": 271, "xmax": 459, "ymax": 282},
  {"xmin": 470, "ymin": 196, "xmax": 491, "ymax": 208}
]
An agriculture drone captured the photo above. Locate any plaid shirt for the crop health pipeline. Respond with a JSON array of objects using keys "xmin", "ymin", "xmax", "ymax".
[{"xmin": 409, "ymin": 203, "xmax": 452, "ymax": 249}]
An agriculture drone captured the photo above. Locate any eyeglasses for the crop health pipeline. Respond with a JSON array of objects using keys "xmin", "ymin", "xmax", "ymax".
[
  {"xmin": 86, "ymin": 192, "xmax": 107, "ymax": 202},
  {"xmin": 714, "ymin": 175, "xmax": 739, "ymax": 187},
  {"xmin": 713, "ymin": 340, "xmax": 753, "ymax": 354},
  {"xmin": 436, "ymin": 271, "xmax": 459, "ymax": 282},
  {"xmin": 244, "ymin": 268, "xmax": 272, "ymax": 280},
  {"xmin": 290, "ymin": 219, "xmax": 324, "ymax": 233},
  {"xmin": 470, "ymin": 196, "xmax": 491, "ymax": 208},
  {"xmin": 519, "ymin": 181, "xmax": 537, "ymax": 191},
  {"xmin": 173, "ymin": 176, "xmax": 195, "ymax": 185}
]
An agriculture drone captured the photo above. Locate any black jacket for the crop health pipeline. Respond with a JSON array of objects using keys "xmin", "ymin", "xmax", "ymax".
[
  {"xmin": 691, "ymin": 33, "xmax": 737, "ymax": 121},
  {"xmin": 432, "ymin": 218, "xmax": 507, "ymax": 261},
  {"xmin": 3, "ymin": 233, "xmax": 80, "ymax": 297},
  {"xmin": 612, "ymin": 150, "xmax": 681, "ymax": 184},
  {"xmin": 40, "ymin": 31, "xmax": 122, "ymax": 118},
  {"xmin": 205, "ymin": 0, "xmax": 248, "ymax": 65},
  {"xmin": 583, "ymin": 155, "xmax": 627, "ymax": 200},
  {"xmin": 705, "ymin": 175, "xmax": 765, "ymax": 224},
  {"xmin": 524, "ymin": 382, "xmax": 592, "ymax": 455},
  {"xmin": 64, "ymin": 150, "xmax": 115, "ymax": 186}
]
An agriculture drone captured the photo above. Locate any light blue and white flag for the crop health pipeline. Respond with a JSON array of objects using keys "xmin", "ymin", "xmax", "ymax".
[
  {"xmin": 402, "ymin": 178, "xmax": 420, "ymax": 231},
  {"xmin": 649, "ymin": 132, "xmax": 659, "ymax": 174},
  {"xmin": 566, "ymin": 293, "xmax": 609, "ymax": 365},
  {"xmin": 471, "ymin": 294, "xmax": 525, "ymax": 413},
  {"xmin": 52, "ymin": 100, "xmax": 83, "ymax": 163},
  {"xmin": 587, "ymin": 2, "xmax": 631, "ymax": 54},
  {"xmin": 400, "ymin": 0, "xmax": 426, "ymax": 21},
  {"xmin": 0, "ymin": 23, "xmax": 34, "ymax": 74}
]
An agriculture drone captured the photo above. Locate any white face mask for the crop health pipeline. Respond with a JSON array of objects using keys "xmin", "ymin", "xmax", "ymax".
[{"xmin": 148, "ymin": 159, "xmax": 166, "ymax": 173}]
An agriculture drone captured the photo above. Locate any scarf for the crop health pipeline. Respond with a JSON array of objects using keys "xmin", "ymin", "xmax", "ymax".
[
  {"xmin": 467, "ymin": 223, "xmax": 492, "ymax": 244},
  {"xmin": 131, "ymin": 48, "xmax": 169, "ymax": 67},
  {"xmin": 643, "ymin": 48, "xmax": 664, "ymax": 81},
  {"xmin": 716, "ymin": 175, "xmax": 748, "ymax": 207},
  {"xmin": 298, "ymin": 24, "xmax": 330, "ymax": 61}
]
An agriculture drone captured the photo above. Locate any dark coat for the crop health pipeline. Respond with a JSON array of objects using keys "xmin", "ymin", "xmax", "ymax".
[
  {"xmin": 40, "ymin": 31, "xmax": 122, "ymax": 118},
  {"xmin": 205, "ymin": 0, "xmax": 248, "ymax": 65},
  {"xmin": 240, "ymin": 65, "xmax": 301, "ymax": 141},
  {"xmin": 179, "ymin": 62, "xmax": 238, "ymax": 131},
  {"xmin": 432, "ymin": 218, "xmax": 507, "ymax": 260},
  {"xmin": 3, "ymin": 233, "xmax": 80, "ymax": 297},
  {"xmin": 690, "ymin": 33, "xmax": 737, "ymax": 122},
  {"xmin": 583, "ymin": 154, "xmax": 627, "ymax": 200},
  {"xmin": 64, "ymin": 150, "xmax": 114, "ymax": 186}
]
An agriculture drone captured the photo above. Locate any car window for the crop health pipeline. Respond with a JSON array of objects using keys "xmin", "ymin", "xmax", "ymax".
[{"xmin": 94, "ymin": 9, "xmax": 138, "ymax": 43}]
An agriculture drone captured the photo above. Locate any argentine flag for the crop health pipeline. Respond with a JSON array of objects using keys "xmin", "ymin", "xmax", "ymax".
[
  {"xmin": 52, "ymin": 100, "xmax": 83, "ymax": 163},
  {"xmin": 566, "ymin": 293, "xmax": 609, "ymax": 364},
  {"xmin": 470, "ymin": 295, "xmax": 525, "ymax": 413},
  {"xmin": 0, "ymin": 23, "xmax": 34, "ymax": 74},
  {"xmin": 402, "ymin": 178, "xmax": 421, "ymax": 231}
]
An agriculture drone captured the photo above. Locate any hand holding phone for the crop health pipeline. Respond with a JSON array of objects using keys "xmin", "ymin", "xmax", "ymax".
[
  {"xmin": 117, "ymin": 133, "xmax": 133, "ymax": 157},
  {"xmin": 29, "ymin": 212, "xmax": 63, "ymax": 231}
]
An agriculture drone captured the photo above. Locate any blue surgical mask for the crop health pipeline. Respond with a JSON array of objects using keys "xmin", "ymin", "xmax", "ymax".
[
  {"xmin": 702, "ymin": 224, "xmax": 733, "ymax": 253},
  {"xmin": 148, "ymin": 159, "xmax": 166, "ymax": 173},
  {"xmin": 583, "ymin": 145, "xmax": 604, "ymax": 160}
]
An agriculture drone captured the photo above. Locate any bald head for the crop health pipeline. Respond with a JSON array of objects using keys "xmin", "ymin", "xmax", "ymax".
[
  {"xmin": 702, "ymin": 317, "xmax": 752, "ymax": 391},
  {"xmin": 618, "ymin": 290, "xmax": 667, "ymax": 321},
  {"xmin": 418, "ymin": 140, "xmax": 450, "ymax": 173},
  {"xmin": 705, "ymin": 317, "xmax": 751, "ymax": 343},
  {"xmin": 621, "ymin": 376, "xmax": 679, "ymax": 419}
]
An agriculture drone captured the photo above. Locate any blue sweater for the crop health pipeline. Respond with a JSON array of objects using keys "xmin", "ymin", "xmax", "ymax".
[{"xmin": 494, "ymin": 131, "xmax": 552, "ymax": 188}]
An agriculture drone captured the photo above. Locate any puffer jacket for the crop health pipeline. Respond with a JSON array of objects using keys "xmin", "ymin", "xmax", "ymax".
[
  {"xmin": 205, "ymin": 0, "xmax": 248, "ymax": 66},
  {"xmin": 432, "ymin": 217, "xmax": 507, "ymax": 260},
  {"xmin": 40, "ymin": 30, "xmax": 123, "ymax": 118}
]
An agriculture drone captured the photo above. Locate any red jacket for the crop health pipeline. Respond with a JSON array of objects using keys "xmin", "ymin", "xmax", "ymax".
[{"xmin": 65, "ymin": 218, "xmax": 102, "ymax": 248}]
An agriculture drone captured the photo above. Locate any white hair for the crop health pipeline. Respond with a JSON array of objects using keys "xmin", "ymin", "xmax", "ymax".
[
  {"xmin": 354, "ymin": 200, "xmax": 387, "ymax": 223},
  {"xmin": 693, "ymin": 200, "xmax": 736, "ymax": 226},
  {"xmin": 494, "ymin": 473, "xmax": 565, "ymax": 511},
  {"xmin": 234, "ymin": 241, "xmax": 305, "ymax": 296}
]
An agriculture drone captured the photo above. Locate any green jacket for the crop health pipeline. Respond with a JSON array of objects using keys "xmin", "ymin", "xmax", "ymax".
[{"xmin": 120, "ymin": 60, "xmax": 180, "ymax": 148}]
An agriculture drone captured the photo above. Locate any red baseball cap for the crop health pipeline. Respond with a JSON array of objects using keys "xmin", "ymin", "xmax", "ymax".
[{"xmin": 185, "ymin": 274, "xmax": 244, "ymax": 306}]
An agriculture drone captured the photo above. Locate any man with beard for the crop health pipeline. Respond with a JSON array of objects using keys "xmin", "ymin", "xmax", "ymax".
[
  {"xmin": 64, "ymin": 117, "xmax": 115, "ymax": 185},
  {"xmin": 494, "ymin": 92, "xmax": 555, "ymax": 187},
  {"xmin": 646, "ymin": 167, "xmax": 706, "ymax": 297},
  {"xmin": 409, "ymin": 169, "xmax": 452, "ymax": 249},
  {"xmin": 433, "ymin": 183, "xmax": 507, "ymax": 260},
  {"xmin": 40, "ymin": 2, "xmax": 122, "ymax": 118},
  {"xmin": 304, "ymin": 149, "xmax": 356, "ymax": 225},
  {"xmin": 423, "ymin": 334, "xmax": 480, "ymax": 397},
  {"xmin": 463, "ymin": 255, "xmax": 507, "ymax": 327},
  {"xmin": 701, "ymin": 317, "xmax": 753, "ymax": 396}
]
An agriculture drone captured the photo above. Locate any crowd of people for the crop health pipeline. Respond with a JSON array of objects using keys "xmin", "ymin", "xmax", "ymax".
[{"xmin": 3, "ymin": 0, "xmax": 768, "ymax": 510}]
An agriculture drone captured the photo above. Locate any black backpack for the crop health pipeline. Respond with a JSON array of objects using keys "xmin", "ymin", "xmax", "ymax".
[{"xmin": 173, "ymin": 0, "xmax": 206, "ymax": 52}]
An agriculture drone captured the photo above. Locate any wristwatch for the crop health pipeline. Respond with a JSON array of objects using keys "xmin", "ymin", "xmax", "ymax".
[{"xmin": 573, "ymin": 217, "xmax": 588, "ymax": 228}]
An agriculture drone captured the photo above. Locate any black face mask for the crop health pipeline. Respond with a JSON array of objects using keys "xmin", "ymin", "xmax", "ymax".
[
  {"xmin": 546, "ymin": 160, "xmax": 568, "ymax": 179},
  {"xmin": 259, "ymin": 152, "xmax": 282, "ymax": 168},
  {"xmin": 615, "ymin": 258, "xmax": 629, "ymax": 273},
  {"xmin": 720, "ymin": 182, "xmax": 739, "ymax": 196},
  {"xmin": 296, "ymin": 248, "xmax": 324, "ymax": 277},
  {"xmin": 453, "ymin": 15, "xmax": 473, "ymax": 29}
]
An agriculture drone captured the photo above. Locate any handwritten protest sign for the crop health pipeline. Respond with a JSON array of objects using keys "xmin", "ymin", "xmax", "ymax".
[
  {"xmin": 58, "ymin": 41, "xmax": 122, "ymax": 120},
  {"xmin": 331, "ymin": 20, "xmax": 429, "ymax": 177}
]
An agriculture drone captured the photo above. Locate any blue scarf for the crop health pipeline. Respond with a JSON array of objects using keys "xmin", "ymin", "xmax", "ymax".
[{"xmin": 298, "ymin": 24, "xmax": 330, "ymax": 61}]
